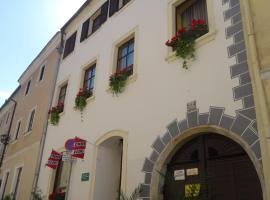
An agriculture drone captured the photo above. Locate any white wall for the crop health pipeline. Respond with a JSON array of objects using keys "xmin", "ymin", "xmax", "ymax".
[{"xmin": 38, "ymin": 0, "xmax": 241, "ymax": 199}]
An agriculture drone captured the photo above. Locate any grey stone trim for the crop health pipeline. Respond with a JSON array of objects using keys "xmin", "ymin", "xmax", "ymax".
[
  {"xmin": 236, "ymin": 51, "xmax": 247, "ymax": 63},
  {"xmin": 251, "ymin": 121, "xmax": 258, "ymax": 133},
  {"xmin": 140, "ymin": 184, "xmax": 150, "ymax": 197},
  {"xmin": 239, "ymin": 72, "xmax": 251, "ymax": 85},
  {"xmin": 228, "ymin": 41, "xmax": 245, "ymax": 57},
  {"xmin": 237, "ymin": 107, "xmax": 256, "ymax": 120},
  {"xmin": 209, "ymin": 107, "xmax": 225, "ymax": 125},
  {"xmin": 251, "ymin": 140, "xmax": 262, "ymax": 159},
  {"xmin": 162, "ymin": 131, "xmax": 172, "ymax": 145},
  {"xmin": 167, "ymin": 120, "xmax": 180, "ymax": 138},
  {"xmin": 230, "ymin": 62, "xmax": 248, "ymax": 78},
  {"xmin": 231, "ymin": 114, "xmax": 251, "ymax": 135},
  {"xmin": 226, "ymin": 21, "xmax": 243, "ymax": 38},
  {"xmin": 199, "ymin": 113, "xmax": 209, "ymax": 125},
  {"xmin": 149, "ymin": 150, "xmax": 159, "ymax": 163},
  {"xmin": 220, "ymin": 114, "xmax": 235, "ymax": 129},
  {"xmin": 224, "ymin": 4, "xmax": 240, "ymax": 21},
  {"xmin": 232, "ymin": 13, "xmax": 241, "ymax": 24},
  {"xmin": 233, "ymin": 83, "xmax": 253, "ymax": 100},
  {"xmin": 144, "ymin": 173, "xmax": 152, "ymax": 185},
  {"xmin": 243, "ymin": 95, "xmax": 255, "ymax": 108},
  {"xmin": 178, "ymin": 119, "xmax": 188, "ymax": 132},
  {"xmin": 151, "ymin": 137, "xmax": 165, "ymax": 154},
  {"xmin": 242, "ymin": 128, "xmax": 259, "ymax": 145},
  {"xmin": 142, "ymin": 158, "xmax": 154, "ymax": 173},
  {"xmin": 233, "ymin": 30, "xmax": 244, "ymax": 43},
  {"xmin": 187, "ymin": 110, "xmax": 199, "ymax": 128}
]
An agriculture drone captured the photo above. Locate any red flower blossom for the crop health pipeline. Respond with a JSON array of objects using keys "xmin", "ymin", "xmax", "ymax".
[
  {"xmin": 178, "ymin": 27, "xmax": 186, "ymax": 34},
  {"xmin": 197, "ymin": 19, "xmax": 205, "ymax": 25}
]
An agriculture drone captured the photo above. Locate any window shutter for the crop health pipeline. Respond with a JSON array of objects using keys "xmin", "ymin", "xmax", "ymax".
[
  {"xmin": 101, "ymin": 1, "xmax": 109, "ymax": 23},
  {"xmin": 109, "ymin": 0, "xmax": 119, "ymax": 17},
  {"xmin": 80, "ymin": 19, "xmax": 90, "ymax": 42},
  {"xmin": 63, "ymin": 31, "xmax": 77, "ymax": 58}
]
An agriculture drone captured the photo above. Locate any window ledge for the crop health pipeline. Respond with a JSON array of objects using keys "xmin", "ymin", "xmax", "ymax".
[
  {"xmin": 24, "ymin": 130, "xmax": 32, "ymax": 136},
  {"xmin": 59, "ymin": 111, "xmax": 65, "ymax": 117},
  {"xmin": 106, "ymin": 73, "xmax": 137, "ymax": 94},
  {"xmin": 165, "ymin": 30, "xmax": 217, "ymax": 63},
  {"xmin": 86, "ymin": 95, "xmax": 95, "ymax": 103}
]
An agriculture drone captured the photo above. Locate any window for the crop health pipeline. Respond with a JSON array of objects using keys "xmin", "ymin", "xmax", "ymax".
[
  {"xmin": 109, "ymin": 0, "xmax": 131, "ymax": 17},
  {"xmin": 116, "ymin": 38, "xmax": 134, "ymax": 73},
  {"xmin": 63, "ymin": 32, "xmax": 77, "ymax": 58},
  {"xmin": 0, "ymin": 172, "xmax": 9, "ymax": 199},
  {"xmin": 27, "ymin": 109, "xmax": 35, "ymax": 132},
  {"xmin": 80, "ymin": 1, "xmax": 109, "ymax": 42},
  {"xmin": 5, "ymin": 113, "xmax": 10, "ymax": 124},
  {"xmin": 14, "ymin": 121, "xmax": 21, "ymax": 140},
  {"xmin": 25, "ymin": 80, "xmax": 31, "ymax": 96},
  {"xmin": 175, "ymin": 0, "xmax": 208, "ymax": 32},
  {"xmin": 39, "ymin": 65, "xmax": 45, "ymax": 81},
  {"xmin": 83, "ymin": 64, "xmax": 96, "ymax": 92},
  {"xmin": 58, "ymin": 84, "xmax": 68, "ymax": 108},
  {"xmin": 12, "ymin": 167, "xmax": 22, "ymax": 199}
]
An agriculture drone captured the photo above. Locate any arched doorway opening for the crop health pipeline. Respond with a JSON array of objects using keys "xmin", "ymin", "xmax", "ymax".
[
  {"xmin": 93, "ymin": 136, "xmax": 123, "ymax": 200},
  {"xmin": 164, "ymin": 133, "xmax": 263, "ymax": 200}
]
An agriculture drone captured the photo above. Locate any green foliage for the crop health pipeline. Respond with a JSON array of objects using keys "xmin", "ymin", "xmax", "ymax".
[
  {"xmin": 119, "ymin": 185, "xmax": 141, "ymax": 200},
  {"xmin": 109, "ymin": 67, "xmax": 133, "ymax": 95},
  {"xmin": 166, "ymin": 19, "xmax": 208, "ymax": 69},
  {"xmin": 32, "ymin": 188, "xmax": 45, "ymax": 200},
  {"xmin": 2, "ymin": 194, "xmax": 14, "ymax": 200},
  {"xmin": 49, "ymin": 103, "xmax": 64, "ymax": 125},
  {"xmin": 74, "ymin": 88, "xmax": 92, "ymax": 112}
]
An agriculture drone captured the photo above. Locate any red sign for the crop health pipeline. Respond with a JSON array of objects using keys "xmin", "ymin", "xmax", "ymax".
[
  {"xmin": 71, "ymin": 137, "xmax": 86, "ymax": 159},
  {"xmin": 46, "ymin": 150, "xmax": 62, "ymax": 169}
]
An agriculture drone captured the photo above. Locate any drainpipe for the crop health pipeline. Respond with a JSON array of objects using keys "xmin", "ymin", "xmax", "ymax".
[
  {"xmin": 31, "ymin": 31, "xmax": 64, "ymax": 199},
  {"xmin": 0, "ymin": 98, "xmax": 17, "ymax": 168},
  {"xmin": 240, "ymin": 1, "xmax": 270, "ymax": 199}
]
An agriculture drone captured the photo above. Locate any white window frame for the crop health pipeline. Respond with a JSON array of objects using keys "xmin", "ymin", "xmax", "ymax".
[
  {"xmin": 0, "ymin": 170, "xmax": 10, "ymax": 199},
  {"xmin": 25, "ymin": 106, "xmax": 37, "ymax": 135},
  {"xmin": 10, "ymin": 165, "xmax": 23, "ymax": 199}
]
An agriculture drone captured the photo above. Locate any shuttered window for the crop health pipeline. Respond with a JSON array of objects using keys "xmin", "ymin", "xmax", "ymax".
[
  {"xmin": 80, "ymin": 1, "xmax": 108, "ymax": 42},
  {"xmin": 63, "ymin": 32, "xmax": 77, "ymax": 58},
  {"xmin": 176, "ymin": 0, "xmax": 208, "ymax": 30},
  {"xmin": 109, "ymin": 0, "xmax": 130, "ymax": 17}
]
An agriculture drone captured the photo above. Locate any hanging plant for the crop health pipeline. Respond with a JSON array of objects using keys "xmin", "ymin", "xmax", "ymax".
[
  {"xmin": 74, "ymin": 87, "xmax": 92, "ymax": 112},
  {"xmin": 48, "ymin": 103, "xmax": 64, "ymax": 125},
  {"xmin": 165, "ymin": 19, "xmax": 208, "ymax": 69},
  {"xmin": 109, "ymin": 66, "xmax": 133, "ymax": 95},
  {"xmin": 48, "ymin": 192, "xmax": 65, "ymax": 200}
]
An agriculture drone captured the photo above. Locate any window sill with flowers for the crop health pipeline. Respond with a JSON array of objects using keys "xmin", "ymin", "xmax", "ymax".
[
  {"xmin": 49, "ymin": 103, "xmax": 64, "ymax": 126},
  {"xmin": 74, "ymin": 87, "xmax": 93, "ymax": 112},
  {"xmin": 165, "ymin": 19, "xmax": 216, "ymax": 65}
]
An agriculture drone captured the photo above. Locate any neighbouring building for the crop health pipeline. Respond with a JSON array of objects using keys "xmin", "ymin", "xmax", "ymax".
[
  {"xmin": 36, "ymin": 0, "xmax": 270, "ymax": 200},
  {"xmin": 0, "ymin": 32, "xmax": 61, "ymax": 199}
]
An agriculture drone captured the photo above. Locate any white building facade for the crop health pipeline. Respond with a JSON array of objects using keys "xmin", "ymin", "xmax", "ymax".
[{"xmin": 38, "ymin": 0, "xmax": 266, "ymax": 199}]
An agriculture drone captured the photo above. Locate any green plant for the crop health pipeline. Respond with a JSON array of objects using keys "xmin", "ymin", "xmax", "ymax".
[
  {"xmin": 74, "ymin": 88, "xmax": 92, "ymax": 111},
  {"xmin": 32, "ymin": 188, "xmax": 45, "ymax": 200},
  {"xmin": 48, "ymin": 103, "xmax": 64, "ymax": 125},
  {"xmin": 165, "ymin": 19, "xmax": 208, "ymax": 69},
  {"xmin": 119, "ymin": 185, "xmax": 141, "ymax": 200},
  {"xmin": 109, "ymin": 66, "xmax": 133, "ymax": 95},
  {"xmin": 2, "ymin": 194, "xmax": 14, "ymax": 200}
]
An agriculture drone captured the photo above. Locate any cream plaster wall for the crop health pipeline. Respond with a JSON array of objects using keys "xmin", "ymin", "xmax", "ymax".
[{"xmin": 38, "ymin": 0, "xmax": 248, "ymax": 199}]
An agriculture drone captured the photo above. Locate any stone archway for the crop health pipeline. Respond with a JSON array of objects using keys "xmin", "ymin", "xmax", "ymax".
[{"xmin": 140, "ymin": 107, "xmax": 265, "ymax": 200}]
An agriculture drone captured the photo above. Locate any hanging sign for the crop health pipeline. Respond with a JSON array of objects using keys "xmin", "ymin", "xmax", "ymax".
[
  {"xmin": 46, "ymin": 150, "xmax": 62, "ymax": 169},
  {"xmin": 71, "ymin": 137, "xmax": 87, "ymax": 159},
  {"xmin": 174, "ymin": 169, "xmax": 185, "ymax": 181}
]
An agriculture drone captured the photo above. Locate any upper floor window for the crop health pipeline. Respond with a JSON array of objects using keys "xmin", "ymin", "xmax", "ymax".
[
  {"xmin": 39, "ymin": 65, "xmax": 45, "ymax": 82},
  {"xmin": 109, "ymin": 0, "xmax": 131, "ymax": 17},
  {"xmin": 176, "ymin": 0, "xmax": 208, "ymax": 32},
  {"xmin": 63, "ymin": 32, "xmax": 77, "ymax": 59},
  {"xmin": 83, "ymin": 64, "xmax": 96, "ymax": 93},
  {"xmin": 25, "ymin": 80, "xmax": 31, "ymax": 96},
  {"xmin": 58, "ymin": 84, "xmax": 68, "ymax": 109},
  {"xmin": 27, "ymin": 109, "xmax": 35, "ymax": 132},
  {"xmin": 116, "ymin": 38, "xmax": 134, "ymax": 73},
  {"xmin": 12, "ymin": 167, "xmax": 23, "ymax": 199},
  {"xmin": 5, "ymin": 113, "xmax": 10, "ymax": 124},
  {"xmin": 80, "ymin": 1, "xmax": 109, "ymax": 42},
  {"xmin": 14, "ymin": 120, "xmax": 21, "ymax": 140}
]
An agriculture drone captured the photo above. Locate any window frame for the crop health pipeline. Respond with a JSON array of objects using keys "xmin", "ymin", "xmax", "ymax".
[
  {"xmin": 116, "ymin": 38, "xmax": 134, "ymax": 73},
  {"xmin": 63, "ymin": 31, "xmax": 77, "ymax": 59},
  {"xmin": 58, "ymin": 84, "xmax": 68, "ymax": 107},
  {"xmin": 14, "ymin": 119, "xmax": 22, "ymax": 141},
  {"xmin": 25, "ymin": 107, "xmax": 36, "ymax": 134},
  {"xmin": 166, "ymin": 0, "xmax": 216, "ymax": 62},
  {"xmin": 11, "ymin": 166, "xmax": 23, "ymax": 199},
  {"xmin": 83, "ymin": 64, "xmax": 96, "ymax": 93},
  {"xmin": 0, "ymin": 170, "xmax": 10, "ymax": 199}
]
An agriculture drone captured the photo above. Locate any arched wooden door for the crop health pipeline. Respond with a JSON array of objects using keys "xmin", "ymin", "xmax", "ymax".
[{"xmin": 164, "ymin": 134, "xmax": 262, "ymax": 200}]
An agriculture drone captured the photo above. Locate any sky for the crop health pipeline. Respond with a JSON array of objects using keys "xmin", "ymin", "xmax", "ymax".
[{"xmin": 0, "ymin": 0, "xmax": 86, "ymax": 106}]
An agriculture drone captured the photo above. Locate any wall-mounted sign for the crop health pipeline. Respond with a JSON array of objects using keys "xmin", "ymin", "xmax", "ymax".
[
  {"xmin": 186, "ymin": 168, "xmax": 199, "ymax": 176},
  {"xmin": 81, "ymin": 172, "xmax": 90, "ymax": 182},
  {"xmin": 65, "ymin": 138, "xmax": 75, "ymax": 151},
  {"xmin": 174, "ymin": 169, "xmax": 185, "ymax": 181}
]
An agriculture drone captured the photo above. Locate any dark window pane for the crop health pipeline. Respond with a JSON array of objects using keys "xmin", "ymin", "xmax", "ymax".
[
  {"xmin": 39, "ymin": 66, "xmax": 45, "ymax": 81},
  {"xmin": 63, "ymin": 32, "xmax": 77, "ymax": 58},
  {"xmin": 127, "ymin": 53, "xmax": 134, "ymax": 67},
  {"xmin": 117, "ymin": 38, "xmax": 134, "ymax": 73}
]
